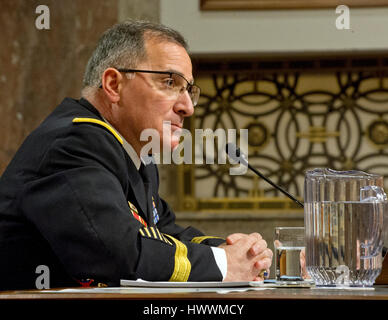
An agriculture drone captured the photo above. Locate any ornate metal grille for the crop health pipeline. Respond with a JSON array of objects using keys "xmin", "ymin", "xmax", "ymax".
[{"xmin": 177, "ymin": 55, "xmax": 388, "ymax": 212}]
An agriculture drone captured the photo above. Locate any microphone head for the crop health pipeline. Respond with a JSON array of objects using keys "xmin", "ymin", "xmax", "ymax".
[
  {"xmin": 225, "ymin": 143, "xmax": 247, "ymax": 165},
  {"xmin": 226, "ymin": 143, "xmax": 239, "ymax": 159}
]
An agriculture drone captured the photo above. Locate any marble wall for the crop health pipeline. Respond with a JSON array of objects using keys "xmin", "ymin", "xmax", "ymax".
[{"xmin": 0, "ymin": 0, "xmax": 159, "ymax": 174}]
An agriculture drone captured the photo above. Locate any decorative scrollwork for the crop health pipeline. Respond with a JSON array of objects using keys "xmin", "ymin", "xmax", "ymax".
[
  {"xmin": 367, "ymin": 120, "xmax": 388, "ymax": 148},
  {"xmin": 180, "ymin": 63, "xmax": 388, "ymax": 210}
]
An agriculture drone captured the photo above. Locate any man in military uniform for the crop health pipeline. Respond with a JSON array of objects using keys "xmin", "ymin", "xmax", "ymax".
[{"xmin": 0, "ymin": 20, "xmax": 272, "ymax": 290}]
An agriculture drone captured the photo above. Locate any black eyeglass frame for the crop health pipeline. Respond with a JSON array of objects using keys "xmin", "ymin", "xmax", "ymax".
[{"xmin": 100, "ymin": 68, "xmax": 200, "ymax": 106}]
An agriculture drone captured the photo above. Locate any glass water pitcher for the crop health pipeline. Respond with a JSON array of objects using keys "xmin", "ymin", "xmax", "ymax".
[{"xmin": 304, "ymin": 168, "xmax": 386, "ymax": 287}]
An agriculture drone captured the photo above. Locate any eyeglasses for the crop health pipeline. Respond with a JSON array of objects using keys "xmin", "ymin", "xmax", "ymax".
[{"xmin": 116, "ymin": 68, "xmax": 201, "ymax": 107}]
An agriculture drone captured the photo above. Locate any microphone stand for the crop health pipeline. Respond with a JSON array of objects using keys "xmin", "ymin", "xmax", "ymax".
[
  {"xmin": 226, "ymin": 143, "xmax": 304, "ymax": 208},
  {"xmin": 246, "ymin": 163, "xmax": 304, "ymax": 208}
]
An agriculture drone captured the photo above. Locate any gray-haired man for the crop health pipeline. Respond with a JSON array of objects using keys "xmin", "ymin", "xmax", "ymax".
[{"xmin": 0, "ymin": 20, "xmax": 272, "ymax": 290}]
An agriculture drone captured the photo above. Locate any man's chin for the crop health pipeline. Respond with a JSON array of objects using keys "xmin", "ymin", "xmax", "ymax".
[
  {"xmin": 171, "ymin": 142, "xmax": 180, "ymax": 152},
  {"xmin": 164, "ymin": 140, "xmax": 180, "ymax": 152}
]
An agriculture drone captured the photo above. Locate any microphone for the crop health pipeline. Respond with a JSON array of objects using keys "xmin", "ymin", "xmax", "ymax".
[{"xmin": 226, "ymin": 143, "xmax": 304, "ymax": 208}]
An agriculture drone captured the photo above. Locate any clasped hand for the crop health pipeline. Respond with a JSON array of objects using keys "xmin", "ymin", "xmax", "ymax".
[{"xmin": 219, "ymin": 233, "xmax": 273, "ymax": 282}]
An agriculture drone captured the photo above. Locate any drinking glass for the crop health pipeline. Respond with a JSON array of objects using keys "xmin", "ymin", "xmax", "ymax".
[{"xmin": 274, "ymin": 227, "xmax": 306, "ymax": 282}]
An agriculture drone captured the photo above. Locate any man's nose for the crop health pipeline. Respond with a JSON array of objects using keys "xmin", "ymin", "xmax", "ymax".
[{"xmin": 174, "ymin": 90, "xmax": 194, "ymax": 117}]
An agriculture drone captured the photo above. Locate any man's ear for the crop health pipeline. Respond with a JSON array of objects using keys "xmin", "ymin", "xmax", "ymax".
[{"xmin": 101, "ymin": 68, "xmax": 123, "ymax": 103}]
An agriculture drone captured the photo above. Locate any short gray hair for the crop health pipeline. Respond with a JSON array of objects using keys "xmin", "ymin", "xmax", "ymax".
[{"xmin": 83, "ymin": 20, "xmax": 188, "ymax": 88}]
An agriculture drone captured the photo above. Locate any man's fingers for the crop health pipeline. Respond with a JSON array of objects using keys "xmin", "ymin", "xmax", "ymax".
[
  {"xmin": 226, "ymin": 232, "xmax": 262, "ymax": 246},
  {"xmin": 249, "ymin": 232, "xmax": 262, "ymax": 241},
  {"xmin": 263, "ymin": 248, "xmax": 273, "ymax": 259},
  {"xmin": 231, "ymin": 233, "xmax": 266, "ymax": 257},
  {"xmin": 242, "ymin": 233, "xmax": 263, "ymax": 250},
  {"xmin": 225, "ymin": 233, "xmax": 246, "ymax": 245},
  {"xmin": 254, "ymin": 257, "xmax": 272, "ymax": 272},
  {"xmin": 253, "ymin": 249, "xmax": 273, "ymax": 270},
  {"xmin": 255, "ymin": 248, "xmax": 273, "ymax": 264},
  {"xmin": 248, "ymin": 239, "xmax": 268, "ymax": 256}
]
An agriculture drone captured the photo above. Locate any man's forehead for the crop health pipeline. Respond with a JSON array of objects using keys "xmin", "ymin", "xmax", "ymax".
[{"xmin": 143, "ymin": 39, "xmax": 193, "ymax": 81}]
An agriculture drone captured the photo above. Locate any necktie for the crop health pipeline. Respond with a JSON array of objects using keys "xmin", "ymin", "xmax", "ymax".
[
  {"xmin": 138, "ymin": 163, "xmax": 149, "ymax": 183},
  {"xmin": 138, "ymin": 163, "xmax": 153, "ymax": 223}
]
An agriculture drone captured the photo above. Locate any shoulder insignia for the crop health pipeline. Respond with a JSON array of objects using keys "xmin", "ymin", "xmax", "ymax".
[
  {"xmin": 128, "ymin": 201, "xmax": 147, "ymax": 227},
  {"xmin": 72, "ymin": 117, "xmax": 123, "ymax": 145}
]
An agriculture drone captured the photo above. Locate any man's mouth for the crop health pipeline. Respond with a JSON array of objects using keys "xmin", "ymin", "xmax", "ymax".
[
  {"xmin": 170, "ymin": 123, "xmax": 183, "ymax": 135},
  {"xmin": 171, "ymin": 123, "xmax": 182, "ymax": 129}
]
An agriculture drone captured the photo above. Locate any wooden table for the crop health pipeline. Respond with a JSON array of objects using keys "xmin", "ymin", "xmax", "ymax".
[
  {"xmin": 0, "ymin": 286, "xmax": 387, "ymax": 317},
  {"xmin": 1, "ymin": 286, "xmax": 388, "ymax": 300}
]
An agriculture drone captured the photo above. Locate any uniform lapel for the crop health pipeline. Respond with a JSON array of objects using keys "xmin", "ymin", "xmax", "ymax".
[
  {"xmin": 125, "ymin": 158, "xmax": 149, "ymax": 218},
  {"xmin": 77, "ymin": 99, "xmax": 151, "ymax": 222},
  {"xmin": 139, "ymin": 163, "xmax": 154, "ymax": 225}
]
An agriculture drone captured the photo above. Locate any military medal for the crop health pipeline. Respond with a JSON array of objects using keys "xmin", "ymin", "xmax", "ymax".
[
  {"xmin": 128, "ymin": 201, "xmax": 147, "ymax": 227},
  {"xmin": 152, "ymin": 196, "xmax": 159, "ymax": 224}
]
